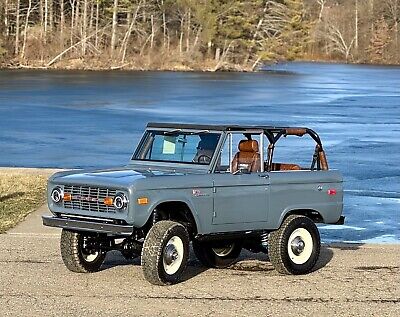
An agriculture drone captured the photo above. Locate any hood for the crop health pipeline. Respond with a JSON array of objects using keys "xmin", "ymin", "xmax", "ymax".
[{"xmin": 50, "ymin": 167, "xmax": 186, "ymax": 188}]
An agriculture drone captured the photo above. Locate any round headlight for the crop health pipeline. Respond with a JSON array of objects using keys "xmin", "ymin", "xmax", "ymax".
[
  {"xmin": 113, "ymin": 193, "xmax": 128, "ymax": 210},
  {"xmin": 51, "ymin": 187, "xmax": 63, "ymax": 203}
]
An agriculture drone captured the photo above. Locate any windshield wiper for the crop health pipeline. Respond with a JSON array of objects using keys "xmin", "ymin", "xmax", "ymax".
[
  {"xmin": 163, "ymin": 129, "xmax": 182, "ymax": 135},
  {"xmin": 191, "ymin": 130, "xmax": 210, "ymax": 135}
]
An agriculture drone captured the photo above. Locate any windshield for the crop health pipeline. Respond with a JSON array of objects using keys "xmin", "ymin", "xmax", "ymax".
[{"xmin": 133, "ymin": 130, "xmax": 221, "ymax": 165}]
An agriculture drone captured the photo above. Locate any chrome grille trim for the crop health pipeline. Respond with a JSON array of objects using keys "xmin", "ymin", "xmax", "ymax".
[{"xmin": 63, "ymin": 185, "xmax": 117, "ymax": 213}]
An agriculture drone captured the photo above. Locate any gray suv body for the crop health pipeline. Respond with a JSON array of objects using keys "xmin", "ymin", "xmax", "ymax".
[{"xmin": 43, "ymin": 123, "xmax": 344, "ymax": 285}]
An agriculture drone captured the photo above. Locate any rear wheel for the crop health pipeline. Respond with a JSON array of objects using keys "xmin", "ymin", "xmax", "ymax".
[
  {"xmin": 60, "ymin": 229, "xmax": 106, "ymax": 273},
  {"xmin": 193, "ymin": 240, "xmax": 242, "ymax": 268},
  {"xmin": 141, "ymin": 221, "xmax": 190, "ymax": 285},
  {"xmin": 269, "ymin": 215, "xmax": 320, "ymax": 274}
]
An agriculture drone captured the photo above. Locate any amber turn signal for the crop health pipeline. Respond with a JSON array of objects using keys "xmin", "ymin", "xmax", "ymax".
[
  {"xmin": 137, "ymin": 197, "xmax": 149, "ymax": 205},
  {"xmin": 63, "ymin": 193, "xmax": 72, "ymax": 202},
  {"xmin": 104, "ymin": 197, "xmax": 114, "ymax": 206}
]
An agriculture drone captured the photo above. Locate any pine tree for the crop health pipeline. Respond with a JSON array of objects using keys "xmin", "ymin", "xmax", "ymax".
[
  {"xmin": 214, "ymin": 0, "xmax": 264, "ymax": 63},
  {"xmin": 368, "ymin": 16, "xmax": 390, "ymax": 63},
  {"xmin": 280, "ymin": 0, "xmax": 310, "ymax": 60}
]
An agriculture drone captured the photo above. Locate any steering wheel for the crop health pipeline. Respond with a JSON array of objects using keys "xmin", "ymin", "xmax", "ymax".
[{"xmin": 196, "ymin": 154, "xmax": 212, "ymax": 164}]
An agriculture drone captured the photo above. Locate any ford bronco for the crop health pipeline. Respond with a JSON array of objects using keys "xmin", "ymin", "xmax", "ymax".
[{"xmin": 43, "ymin": 123, "xmax": 344, "ymax": 285}]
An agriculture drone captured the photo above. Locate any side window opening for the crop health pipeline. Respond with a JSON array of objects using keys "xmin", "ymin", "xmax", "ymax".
[
  {"xmin": 215, "ymin": 132, "xmax": 263, "ymax": 173},
  {"xmin": 269, "ymin": 136, "xmax": 316, "ymax": 171}
]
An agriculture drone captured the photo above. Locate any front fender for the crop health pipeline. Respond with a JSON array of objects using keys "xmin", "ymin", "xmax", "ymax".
[{"xmin": 130, "ymin": 190, "xmax": 205, "ymax": 233}]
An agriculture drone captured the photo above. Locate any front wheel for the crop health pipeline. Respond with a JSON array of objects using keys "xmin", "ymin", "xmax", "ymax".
[
  {"xmin": 141, "ymin": 221, "xmax": 190, "ymax": 285},
  {"xmin": 60, "ymin": 229, "xmax": 106, "ymax": 273},
  {"xmin": 268, "ymin": 215, "xmax": 320, "ymax": 275},
  {"xmin": 193, "ymin": 240, "xmax": 242, "ymax": 269}
]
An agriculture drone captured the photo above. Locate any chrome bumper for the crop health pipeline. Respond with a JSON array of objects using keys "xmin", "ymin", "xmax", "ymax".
[{"xmin": 42, "ymin": 215, "xmax": 134, "ymax": 235}]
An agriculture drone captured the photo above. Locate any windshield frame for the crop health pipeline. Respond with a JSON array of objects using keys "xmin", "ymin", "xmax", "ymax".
[{"xmin": 131, "ymin": 128, "xmax": 224, "ymax": 168}]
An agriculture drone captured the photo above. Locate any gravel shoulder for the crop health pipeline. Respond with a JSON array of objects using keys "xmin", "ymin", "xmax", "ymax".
[
  {"xmin": 0, "ymin": 168, "xmax": 399, "ymax": 316},
  {"xmin": 1, "ymin": 208, "xmax": 399, "ymax": 316}
]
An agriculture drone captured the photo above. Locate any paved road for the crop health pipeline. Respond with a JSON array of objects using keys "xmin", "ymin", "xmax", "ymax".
[{"xmin": 1, "ymin": 205, "xmax": 399, "ymax": 316}]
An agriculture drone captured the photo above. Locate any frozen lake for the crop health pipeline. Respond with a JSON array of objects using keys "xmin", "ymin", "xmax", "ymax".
[{"xmin": 0, "ymin": 62, "xmax": 399, "ymax": 243}]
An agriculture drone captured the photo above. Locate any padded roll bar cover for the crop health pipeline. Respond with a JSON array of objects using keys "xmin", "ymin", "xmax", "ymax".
[
  {"xmin": 285, "ymin": 128, "xmax": 307, "ymax": 136},
  {"xmin": 318, "ymin": 150, "xmax": 329, "ymax": 170}
]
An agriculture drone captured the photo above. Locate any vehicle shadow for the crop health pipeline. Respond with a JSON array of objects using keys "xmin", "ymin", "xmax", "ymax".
[
  {"xmin": 100, "ymin": 244, "xmax": 353, "ymax": 279},
  {"xmin": 313, "ymin": 245, "xmax": 334, "ymax": 271},
  {"xmin": 181, "ymin": 258, "xmax": 209, "ymax": 282},
  {"xmin": 313, "ymin": 243, "xmax": 364, "ymax": 271},
  {"xmin": 326, "ymin": 242, "xmax": 364, "ymax": 251},
  {"xmin": 101, "ymin": 251, "xmax": 140, "ymax": 270},
  {"xmin": 100, "ymin": 249, "xmax": 209, "ymax": 281}
]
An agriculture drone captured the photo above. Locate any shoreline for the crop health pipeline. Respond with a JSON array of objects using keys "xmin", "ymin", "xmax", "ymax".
[{"xmin": 2, "ymin": 58, "xmax": 400, "ymax": 72}]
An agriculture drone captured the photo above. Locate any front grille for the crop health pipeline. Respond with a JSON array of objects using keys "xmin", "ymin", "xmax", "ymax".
[{"xmin": 63, "ymin": 185, "xmax": 117, "ymax": 213}]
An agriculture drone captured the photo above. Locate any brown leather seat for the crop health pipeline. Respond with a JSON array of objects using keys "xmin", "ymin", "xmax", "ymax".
[
  {"xmin": 231, "ymin": 140, "xmax": 261, "ymax": 173},
  {"xmin": 271, "ymin": 163, "xmax": 301, "ymax": 171}
]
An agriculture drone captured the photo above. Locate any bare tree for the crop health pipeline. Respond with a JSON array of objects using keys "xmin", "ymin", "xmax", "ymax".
[
  {"xmin": 355, "ymin": 0, "xmax": 359, "ymax": 51},
  {"xmin": 95, "ymin": 0, "xmax": 99, "ymax": 48},
  {"xmin": 159, "ymin": 0, "xmax": 167, "ymax": 49},
  {"xmin": 21, "ymin": 0, "xmax": 34, "ymax": 59},
  {"xmin": 316, "ymin": 0, "xmax": 326, "ymax": 22},
  {"xmin": 150, "ymin": 14, "xmax": 155, "ymax": 49},
  {"xmin": 384, "ymin": 0, "xmax": 399, "ymax": 49},
  {"xmin": 15, "ymin": 0, "xmax": 21, "ymax": 55},
  {"xmin": 75, "ymin": 0, "xmax": 81, "ymax": 30},
  {"xmin": 60, "ymin": 0, "xmax": 65, "ymax": 48},
  {"xmin": 4, "ymin": 0, "xmax": 9, "ymax": 36},
  {"xmin": 110, "ymin": 0, "xmax": 118, "ymax": 56},
  {"xmin": 44, "ymin": 0, "xmax": 48, "ymax": 33},
  {"xmin": 69, "ymin": 0, "xmax": 77, "ymax": 46},
  {"xmin": 49, "ymin": 0, "xmax": 53, "ymax": 31},
  {"xmin": 82, "ymin": 0, "xmax": 88, "ymax": 54},
  {"xmin": 325, "ymin": 20, "xmax": 356, "ymax": 61},
  {"xmin": 186, "ymin": 8, "xmax": 191, "ymax": 52},
  {"xmin": 119, "ymin": 0, "xmax": 142, "ymax": 63}
]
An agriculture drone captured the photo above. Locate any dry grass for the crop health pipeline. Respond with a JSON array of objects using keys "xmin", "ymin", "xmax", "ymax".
[{"xmin": 0, "ymin": 169, "xmax": 52, "ymax": 233}]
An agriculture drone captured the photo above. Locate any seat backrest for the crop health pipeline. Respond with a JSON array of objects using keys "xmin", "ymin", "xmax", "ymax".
[
  {"xmin": 231, "ymin": 140, "xmax": 261, "ymax": 173},
  {"xmin": 271, "ymin": 163, "xmax": 301, "ymax": 171}
]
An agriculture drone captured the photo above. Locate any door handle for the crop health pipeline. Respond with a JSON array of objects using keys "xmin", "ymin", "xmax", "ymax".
[{"xmin": 258, "ymin": 174, "xmax": 269, "ymax": 179}]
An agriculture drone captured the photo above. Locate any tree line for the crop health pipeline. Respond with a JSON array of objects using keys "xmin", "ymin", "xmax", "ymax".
[{"xmin": 0, "ymin": 0, "xmax": 399, "ymax": 70}]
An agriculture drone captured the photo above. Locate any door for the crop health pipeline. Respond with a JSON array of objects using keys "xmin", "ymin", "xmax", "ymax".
[{"xmin": 212, "ymin": 173, "xmax": 269, "ymax": 225}]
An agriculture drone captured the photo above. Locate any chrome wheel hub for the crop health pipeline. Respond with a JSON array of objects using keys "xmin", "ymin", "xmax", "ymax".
[
  {"xmin": 162, "ymin": 236, "xmax": 184, "ymax": 275},
  {"xmin": 163, "ymin": 244, "xmax": 179, "ymax": 265},
  {"xmin": 212, "ymin": 243, "xmax": 235, "ymax": 257},
  {"xmin": 290, "ymin": 236, "xmax": 305, "ymax": 256}
]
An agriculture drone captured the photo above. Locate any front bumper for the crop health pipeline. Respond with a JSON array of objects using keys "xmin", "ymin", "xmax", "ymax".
[{"xmin": 42, "ymin": 215, "xmax": 134, "ymax": 236}]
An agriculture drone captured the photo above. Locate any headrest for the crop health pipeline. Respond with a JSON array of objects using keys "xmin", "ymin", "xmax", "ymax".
[
  {"xmin": 238, "ymin": 140, "xmax": 259, "ymax": 153},
  {"xmin": 197, "ymin": 135, "xmax": 220, "ymax": 150}
]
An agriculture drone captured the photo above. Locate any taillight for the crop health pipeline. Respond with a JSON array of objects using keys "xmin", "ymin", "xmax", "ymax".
[{"xmin": 327, "ymin": 189, "xmax": 337, "ymax": 196}]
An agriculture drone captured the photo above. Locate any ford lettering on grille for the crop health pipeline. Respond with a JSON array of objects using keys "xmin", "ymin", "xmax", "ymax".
[
  {"xmin": 63, "ymin": 185, "xmax": 117, "ymax": 213},
  {"xmin": 74, "ymin": 195, "xmax": 100, "ymax": 203}
]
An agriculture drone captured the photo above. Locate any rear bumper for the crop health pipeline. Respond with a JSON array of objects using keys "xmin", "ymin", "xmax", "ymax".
[
  {"xmin": 333, "ymin": 215, "xmax": 345, "ymax": 225},
  {"xmin": 42, "ymin": 215, "xmax": 134, "ymax": 236}
]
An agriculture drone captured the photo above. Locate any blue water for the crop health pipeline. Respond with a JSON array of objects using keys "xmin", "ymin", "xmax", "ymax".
[{"xmin": 0, "ymin": 62, "xmax": 399, "ymax": 243}]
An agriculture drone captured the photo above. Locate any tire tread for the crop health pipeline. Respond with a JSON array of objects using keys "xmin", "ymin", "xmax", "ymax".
[
  {"xmin": 60, "ymin": 229, "xmax": 105, "ymax": 273},
  {"xmin": 141, "ymin": 221, "xmax": 189, "ymax": 285},
  {"xmin": 269, "ymin": 215, "xmax": 320, "ymax": 275}
]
